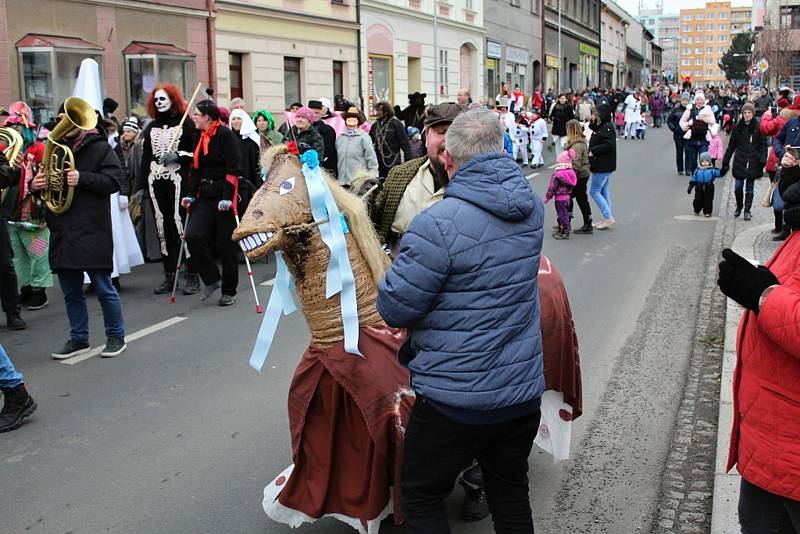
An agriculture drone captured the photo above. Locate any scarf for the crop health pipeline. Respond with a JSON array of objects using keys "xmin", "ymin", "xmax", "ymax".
[{"xmin": 193, "ymin": 120, "xmax": 221, "ymax": 169}]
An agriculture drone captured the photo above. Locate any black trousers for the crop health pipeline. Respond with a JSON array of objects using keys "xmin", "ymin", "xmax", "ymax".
[
  {"xmin": 739, "ymin": 478, "xmax": 800, "ymax": 533},
  {"xmin": 693, "ymin": 183, "xmax": 715, "ymax": 215},
  {"xmin": 0, "ymin": 219, "xmax": 20, "ymax": 316},
  {"xmin": 674, "ymin": 137, "xmax": 687, "ymax": 173},
  {"xmin": 153, "ymin": 182, "xmax": 195, "ymax": 276},
  {"xmin": 402, "ymin": 397, "xmax": 540, "ymax": 534},
  {"xmin": 184, "ymin": 198, "xmax": 238, "ymax": 296},
  {"xmin": 569, "ymin": 175, "xmax": 592, "ymax": 225}
]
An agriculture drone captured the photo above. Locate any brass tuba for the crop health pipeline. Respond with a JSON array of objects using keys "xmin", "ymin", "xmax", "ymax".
[
  {"xmin": 0, "ymin": 125, "xmax": 23, "ymax": 168},
  {"xmin": 41, "ymin": 96, "xmax": 97, "ymax": 215}
]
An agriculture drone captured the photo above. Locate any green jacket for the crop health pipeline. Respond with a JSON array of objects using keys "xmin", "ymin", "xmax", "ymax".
[
  {"xmin": 370, "ymin": 156, "xmax": 428, "ymax": 245},
  {"xmin": 566, "ymin": 139, "xmax": 590, "ymax": 180}
]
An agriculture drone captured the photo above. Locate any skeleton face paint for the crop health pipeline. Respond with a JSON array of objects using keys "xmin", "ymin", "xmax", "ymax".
[{"xmin": 154, "ymin": 89, "xmax": 171, "ymax": 113}]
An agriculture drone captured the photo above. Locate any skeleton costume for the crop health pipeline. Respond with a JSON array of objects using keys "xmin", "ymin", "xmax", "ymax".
[{"xmin": 136, "ymin": 86, "xmax": 198, "ymax": 293}]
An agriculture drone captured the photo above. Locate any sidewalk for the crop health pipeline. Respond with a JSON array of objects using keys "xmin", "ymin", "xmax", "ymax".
[{"xmin": 710, "ymin": 177, "xmax": 782, "ymax": 534}]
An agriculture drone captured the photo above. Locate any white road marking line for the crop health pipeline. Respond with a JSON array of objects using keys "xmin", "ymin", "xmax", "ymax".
[
  {"xmin": 61, "ymin": 316, "xmax": 188, "ymax": 365},
  {"xmin": 528, "ymin": 173, "xmax": 539, "ymax": 178},
  {"xmin": 260, "ymin": 278, "xmax": 276, "ymax": 286},
  {"xmin": 548, "ymin": 164, "xmax": 557, "ymax": 169}
]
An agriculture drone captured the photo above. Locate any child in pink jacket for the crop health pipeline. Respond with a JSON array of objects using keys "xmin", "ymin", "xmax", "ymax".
[
  {"xmin": 545, "ymin": 149, "xmax": 579, "ymax": 240},
  {"xmin": 614, "ymin": 108, "xmax": 625, "ymax": 137},
  {"xmin": 708, "ymin": 123, "xmax": 724, "ymax": 165}
]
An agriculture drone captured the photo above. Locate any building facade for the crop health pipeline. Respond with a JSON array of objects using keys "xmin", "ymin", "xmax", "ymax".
[
  {"xmin": 755, "ymin": 0, "xmax": 800, "ymax": 89},
  {"xmin": 543, "ymin": 0, "xmax": 601, "ymax": 92},
  {"xmin": 484, "ymin": 0, "xmax": 543, "ymax": 100},
  {"xmin": 361, "ymin": 0, "xmax": 484, "ymax": 116},
  {"xmin": 214, "ymin": 0, "xmax": 359, "ymax": 123},
  {"xmin": 1, "ymin": 0, "xmax": 212, "ymax": 123},
  {"xmin": 679, "ymin": 2, "xmax": 734, "ymax": 87},
  {"xmin": 601, "ymin": 0, "xmax": 629, "ymax": 89},
  {"xmin": 732, "ymin": 6, "xmax": 753, "ymax": 34},
  {"xmin": 638, "ymin": 12, "xmax": 679, "ymax": 82}
]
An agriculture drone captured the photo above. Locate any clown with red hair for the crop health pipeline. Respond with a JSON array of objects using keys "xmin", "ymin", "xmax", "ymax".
[
  {"xmin": 1, "ymin": 101, "xmax": 52, "ymax": 311},
  {"xmin": 133, "ymin": 83, "xmax": 200, "ymax": 295}
]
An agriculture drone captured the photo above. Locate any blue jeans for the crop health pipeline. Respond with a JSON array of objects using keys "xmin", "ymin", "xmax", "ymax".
[
  {"xmin": 58, "ymin": 270, "xmax": 125, "ymax": 343},
  {"xmin": 0, "ymin": 344, "xmax": 23, "ymax": 388},
  {"xmin": 590, "ymin": 172, "xmax": 613, "ymax": 220},
  {"xmin": 685, "ymin": 140, "xmax": 709, "ymax": 175},
  {"xmin": 735, "ymin": 177, "xmax": 756, "ymax": 194}
]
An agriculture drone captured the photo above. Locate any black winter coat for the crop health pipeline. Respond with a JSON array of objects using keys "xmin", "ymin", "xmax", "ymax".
[
  {"xmin": 550, "ymin": 103, "xmax": 575, "ymax": 136},
  {"xmin": 45, "ymin": 133, "xmax": 121, "ymax": 272},
  {"xmin": 188, "ymin": 125, "xmax": 243, "ymax": 201},
  {"xmin": 315, "ymin": 120, "xmax": 338, "ymax": 177},
  {"xmin": 588, "ymin": 109, "xmax": 617, "ymax": 173},
  {"xmin": 722, "ymin": 119, "xmax": 768, "ymax": 180},
  {"xmin": 668, "ymin": 104, "xmax": 687, "ymax": 141}
]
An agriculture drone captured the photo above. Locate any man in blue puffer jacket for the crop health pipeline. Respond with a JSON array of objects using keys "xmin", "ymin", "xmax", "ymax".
[{"xmin": 377, "ymin": 109, "xmax": 545, "ymax": 533}]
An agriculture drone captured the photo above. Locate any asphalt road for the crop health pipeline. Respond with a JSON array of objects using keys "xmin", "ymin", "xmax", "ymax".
[{"xmin": 1, "ymin": 126, "xmax": 721, "ymax": 534}]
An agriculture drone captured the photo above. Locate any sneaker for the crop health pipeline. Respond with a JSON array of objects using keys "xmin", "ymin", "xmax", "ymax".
[
  {"xmin": 704, "ymin": 213, "xmax": 712, "ymax": 218},
  {"xmin": 183, "ymin": 273, "xmax": 200, "ymax": 295},
  {"xmin": 743, "ymin": 211, "xmax": 752, "ymax": 221},
  {"xmin": 553, "ymin": 230, "xmax": 570, "ymax": 240},
  {"xmin": 6, "ymin": 313, "xmax": 26, "ymax": 330},
  {"xmin": 0, "ymin": 383, "xmax": 37, "ymax": 433},
  {"xmin": 573, "ymin": 223, "xmax": 594, "ymax": 234},
  {"xmin": 461, "ymin": 487, "xmax": 489, "ymax": 522},
  {"xmin": 52, "ymin": 339, "xmax": 90, "ymax": 359},
  {"xmin": 595, "ymin": 218, "xmax": 615, "ymax": 230},
  {"xmin": 694, "ymin": 211, "xmax": 701, "ymax": 216},
  {"xmin": 27, "ymin": 288, "xmax": 48, "ymax": 311},
  {"xmin": 100, "ymin": 337, "xmax": 127, "ymax": 358},
  {"xmin": 218, "ymin": 294, "xmax": 236, "ymax": 307},
  {"xmin": 18, "ymin": 285, "xmax": 32, "ymax": 306}
]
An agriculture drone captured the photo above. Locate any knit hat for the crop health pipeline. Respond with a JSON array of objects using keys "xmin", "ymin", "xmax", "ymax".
[
  {"xmin": 122, "ymin": 117, "xmax": 140, "ymax": 134},
  {"xmin": 294, "ymin": 106, "xmax": 317, "ymax": 123},
  {"xmin": 778, "ymin": 97, "xmax": 791, "ymax": 109},
  {"xmin": 741, "ymin": 102, "xmax": 756, "ymax": 114},
  {"xmin": 319, "ymin": 97, "xmax": 332, "ymax": 111},
  {"xmin": 556, "ymin": 148, "xmax": 576, "ymax": 165},
  {"xmin": 4, "ymin": 101, "xmax": 35, "ymax": 129},
  {"xmin": 699, "ymin": 152, "xmax": 713, "ymax": 164},
  {"xmin": 681, "ymin": 91, "xmax": 691, "ymax": 101},
  {"xmin": 694, "ymin": 91, "xmax": 705, "ymax": 103}
]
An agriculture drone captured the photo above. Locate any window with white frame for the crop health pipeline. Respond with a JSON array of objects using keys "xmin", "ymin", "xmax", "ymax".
[
  {"xmin": 719, "ymin": 34, "xmax": 727, "ymax": 41},
  {"xmin": 696, "ymin": 13, "xmax": 704, "ymax": 19},
  {"xmin": 719, "ymin": 23, "xmax": 727, "ymax": 30},
  {"xmin": 720, "ymin": 12, "xmax": 728, "ymax": 19},
  {"xmin": 708, "ymin": 13, "xmax": 714, "ymax": 19},
  {"xmin": 696, "ymin": 58, "xmax": 703, "ymax": 65},
  {"xmin": 682, "ymin": 58, "xmax": 691, "ymax": 66},
  {"xmin": 707, "ymin": 24, "xmax": 714, "ymax": 30},
  {"xmin": 707, "ymin": 47, "xmax": 714, "ymax": 53},
  {"xmin": 718, "ymin": 47, "xmax": 726, "ymax": 53},
  {"xmin": 683, "ymin": 24, "xmax": 691, "ymax": 31},
  {"xmin": 683, "ymin": 47, "xmax": 691, "ymax": 54},
  {"xmin": 683, "ymin": 14, "xmax": 691, "ymax": 20},
  {"xmin": 683, "ymin": 36, "xmax": 691, "ymax": 43},
  {"xmin": 695, "ymin": 24, "xmax": 703, "ymax": 31},
  {"xmin": 125, "ymin": 43, "xmax": 195, "ymax": 113},
  {"xmin": 439, "ymin": 49, "xmax": 448, "ymax": 92},
  {"xmin": 695, "ymin": 47, "xmax": 703, "ymax": 54}
]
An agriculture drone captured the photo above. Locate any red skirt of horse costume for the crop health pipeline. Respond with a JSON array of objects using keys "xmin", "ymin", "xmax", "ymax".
[{"xmin": 262, "ymin": 325, "xmax": 412, "ymax": 533}]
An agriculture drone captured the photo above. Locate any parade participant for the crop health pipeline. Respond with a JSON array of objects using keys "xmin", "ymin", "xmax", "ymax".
[
  {"xmin": 0, "ymin": 151, "xmax": 25, "ymax": 330},
  {"xmin": 0, "ymin": 344, "xmax": 36, "ymax": 432},
  {"xmin": 511, "ymin": 114, "xmax": 530, "ymax": 166},
  {"xmin": 623, "ymin": 92, "xmax": 641, "ymax": 140},
  {"xmin": 370, "ymin": 102, "xmax": 412, "ymax": 178},
  {"xmin": 532, "ymin": 89, "xmax": 545, "ymax": 112},
  {"xmin": 282, "ymin": 106, "xmax": 324, "ymax": 158},
  {"xmin": 668, "ymin": 93, "xmax": 690, "ymax": 175},
  {"xmin": 377, "ymin": 110, "xmax": 545, "ymax": 533},
  {"xmin": 721, "ymin": 102, "xmax": 768, "ymax": 221},
  {"xmin": 233, "ymin": 147, "xmax": 412, "ymax": 533},
  {"xmin": 589, "ymin": 105, "xmax": 617, "ymax": 229},
  {"xmin": 529, "ymin": 108, "xmax": 548, "ymax": 168},
  {"xmin": 513, "ymin": 84, "xmax": 525, "ymax": 114},
  {"xmin": 2, "ymin": 102, "xmax": 50, "ymax": 310},
  {"xmin": 546, "ymin": 149, "xmax": 578, "ymax": 240},
  {"xmin": 680, "ymin": 91, "xmax": 716, "ymax": 176},
  {"xmin": 30, "ymin": 97, "xmax": 127, "ymax": 359},
  {"xmin": 716, "ymin": 152, "xmax": 800, "ymax": 531},
  {"xmin": 370, "ymin": 102, "xmax": 462, "ymax": 251},
  {"xmin": 307, "ymin": 100, "xmax": 338, "ymax": 177},
  {"xmin": 278, "ymin": 102, "xmax": 302, "ymax": 138},
  {"xmin": 550, "ymin": 94, "xmax": 575, "ymax": 155},
  {"xmin": 565, "ymin": 119, "xmax": 593, "ymax": 234},
  {"xmin": 122, "ymin": 118, "xmax": 159, "ymax": 261},
  {"xmin": 229, "ymin": 97, "xmax": 246, "ymax": 112},
  {"xmin": 497, "ymin": 97, "xmax": 516, "ymax": 133},
  {"xmin": 335, "ymin": 106, "xmax": 378, "ymax": 186},
  {"xmin": 317, "ymin": 97, "xmax": 346, "ymax": 136},
  {"xmin": 401, "ymin": 92, "xmax": 428, "ymax": 131},
  {"xmin": 135, "ymin": 84, "xmax": 200, "ymax": 295},
  {"xmin": 251, "ymin": 109, "xmax": 283, "ymax": 159},
  {"xmin": 229, "ymin": 108, "xmax": 262, "ymax": 191},
  {"xmin": 182, "ymin": 98, "xmax": 243, "ymax": 306}
]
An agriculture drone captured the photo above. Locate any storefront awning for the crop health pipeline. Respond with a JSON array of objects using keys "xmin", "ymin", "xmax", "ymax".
[
  {"xmin": 16, "ymin": 34, "xmax": 103, "ymax": 51},
  {"xmin": 122, "ymin": 42, "xmax": 195, "ymax": 57}
]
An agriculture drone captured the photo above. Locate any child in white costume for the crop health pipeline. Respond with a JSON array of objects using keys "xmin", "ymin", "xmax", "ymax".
[
  {"xmin": 529, "ymin": 109, "xmax": 548, "ymax": 168},
  {"xmin": 511, "ymin": 118, "xmax": 529, "ymax": 166}
]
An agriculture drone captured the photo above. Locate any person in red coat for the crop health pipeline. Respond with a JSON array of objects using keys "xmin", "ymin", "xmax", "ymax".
[
  {"xmin": 760, "ymin": 95, "xmax": 800, "ymax": 240},
  {"xmin": 717, "ymin": 149, "xmax": 800, "ymax": 532}
]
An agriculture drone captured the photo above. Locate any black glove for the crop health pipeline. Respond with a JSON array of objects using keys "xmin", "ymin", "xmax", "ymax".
[
  {"xmin": 717, "ymin": 248, "xmax": 779, "ymax": 313},
  {"xmin": 687, "ymin": 181, "xmax": 696, "ymax": 195},
  {"xmin": 719, "ymin": 165, "xmax": 729, "ymax": 177},
  {"xmin": 783, "ymin": 182, "xmax": 800, "ymax": 230},
  {"xmin": 158, "ymin": 152, "xmax": 180, "ymax": 165}
]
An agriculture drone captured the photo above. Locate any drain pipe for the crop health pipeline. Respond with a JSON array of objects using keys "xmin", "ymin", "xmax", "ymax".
[
  {"xmin": 206, "ymin": 0, "xmax": 216, "ymax": 92},
  {"xmin": 356, "ymin": 0, "xmax": 364, "ymax": 108}
]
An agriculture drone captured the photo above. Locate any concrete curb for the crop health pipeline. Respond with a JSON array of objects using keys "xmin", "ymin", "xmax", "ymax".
[{"xmin": 710, "ymin": 176, "xmax": 778, "ymax": 534}]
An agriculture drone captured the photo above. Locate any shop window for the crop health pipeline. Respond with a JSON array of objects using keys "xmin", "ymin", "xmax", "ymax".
[
  {"xmin": 284, "ymin": 57, "xmax": 302, "ymax": 108},
  {"xmin": 439, "ymin": 49, "xmax": 449, "ymax": 94},
  {"xmin": 229, "ymin": 53, "xmax": 243, "ymax": 100},
  {"xmin": 368, "ymin": 54, "xmax": 393, "ymax": 116},
  {"xmin": 781, "ymin": 6, "xmax": 800, "ymax": 29},
  {"xmin": 333, "ymin": 60, "xmax": 344, "ymax": 98},
  {"xmin": 17, "ymin": 35, "xmax": 104, "ymax": 124},
  {"xmin": 124, "ymin": 42, "xmax": 195, "ymax": 115}
]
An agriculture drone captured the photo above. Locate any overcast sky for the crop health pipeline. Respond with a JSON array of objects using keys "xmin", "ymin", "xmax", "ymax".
[{"xmin": 616, "ymin": 0, "xmax": 754, "ymax": 17}]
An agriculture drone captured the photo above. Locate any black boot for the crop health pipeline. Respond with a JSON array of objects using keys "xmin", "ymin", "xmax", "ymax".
[
  {"xmin": 0, "ymin": 383, "xmax": 37, "ymax": 432},
  {"xmin": 153, "ymin": 272, "xmax": 176, "ymax": 295},
  {"xmin": 5, "ymin": 313, "xmax": 26, "ymax": 330},
  {"xmin": 734, "ymin": 190, "xmax": 743, "ymax": 217},
  {"xmin": 573, "ymin": 220, "xmax": 594, "ymax": 234},
  {"xmin": 459, "ymin": 464, "xmax": 489, "ymax": 522},
  {"xmin": 743, "ymin": 192, "xmax": 754, "ymax": 220},
  {"xmin": 773, "ymin": 227, "xmax": 791, "ymax": 241},
  {"xmin": 17, "ymin": 285, "xmax": 32, "ymax": 306},
  {"xmin": 27, "ymin": 287, "xmax": 48, "ymax": 310},
  {"xmin": 183, "ymin": 273, "xmax": 200, "ymax": 295},
  {"xmin": 772, "ymin": 210, "xmax": 784, "ymax": 234}
]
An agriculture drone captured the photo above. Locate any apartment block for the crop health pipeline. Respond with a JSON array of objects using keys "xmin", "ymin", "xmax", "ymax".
[{"xmin": 679, "ymin": 1, "xmax": 734, "ymax": 86}]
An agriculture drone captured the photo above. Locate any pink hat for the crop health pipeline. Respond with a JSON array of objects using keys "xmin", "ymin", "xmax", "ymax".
[
  {"xmin": 4, "ymin": 101, "xmax": 35, "ymax": 129},
  {"xmin": 556, "ymin": 149, "xmax": 575, "ymax": 165},
  {"xmin": 294, "ymin": 107, "xmax": 317, "ymax": 123}
]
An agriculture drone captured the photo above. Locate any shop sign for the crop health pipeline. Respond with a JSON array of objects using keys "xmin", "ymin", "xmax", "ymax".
[
  {"xmin": 487, "ymin": 41, "xmax": 502, "ymax": 59},
  {"xmin": 546, "ymin": 54, "xmax": 560, "ymax": 69},
  {"xmin": 486, "ymin": 58, "xmax": 497, "ymax": 69},
  {"xmin": 506, "ymin": 46, "xmax": 529, "ymax": 65},
  {"xmin": 579, "ymin": 43, "xmax": 599, "ymax": 57}
]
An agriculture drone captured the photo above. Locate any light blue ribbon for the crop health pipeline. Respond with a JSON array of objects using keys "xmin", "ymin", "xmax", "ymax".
[{"xmin": 248, "ymin": 251, "xmax": 297, "ymax": 372}]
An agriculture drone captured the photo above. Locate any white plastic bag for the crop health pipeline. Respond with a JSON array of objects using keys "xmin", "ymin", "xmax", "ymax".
[{"xmin": 534, "ymin": 390, "xmax": 573, "ymax": 462}]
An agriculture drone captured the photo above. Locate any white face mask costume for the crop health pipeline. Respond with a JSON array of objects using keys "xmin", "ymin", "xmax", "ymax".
[{"xmin": 154, "ymin": 89, "xmax": 171, "ymax": 114}]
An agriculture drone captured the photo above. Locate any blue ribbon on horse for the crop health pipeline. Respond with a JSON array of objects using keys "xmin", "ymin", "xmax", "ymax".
[{"xmin": 249, "ymin": 251, "xmax": 297, "ymax": 372}]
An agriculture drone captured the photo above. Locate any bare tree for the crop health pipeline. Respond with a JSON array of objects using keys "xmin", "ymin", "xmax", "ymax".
[{"xmin": 756, "ymin": 1, "xmax": 798, "ymax": 86}]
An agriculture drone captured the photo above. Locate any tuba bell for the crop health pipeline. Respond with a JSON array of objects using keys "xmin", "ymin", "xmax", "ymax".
[
  {"xmin": 41, "ymin": 96, "xmax": 97, "ymax": 215},
  {"xmin": 0, "ymin": 125, "xmax": 23, "ymax": 168}
]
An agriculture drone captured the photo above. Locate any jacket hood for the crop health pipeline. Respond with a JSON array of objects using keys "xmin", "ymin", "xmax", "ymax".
[
  {"xmin": 445, "ymin": 152, "xmax": 536, "ymax": 222},
  {"xmin": 596, "ymin": 104, "xmax": 613, "ymax": 123}
]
